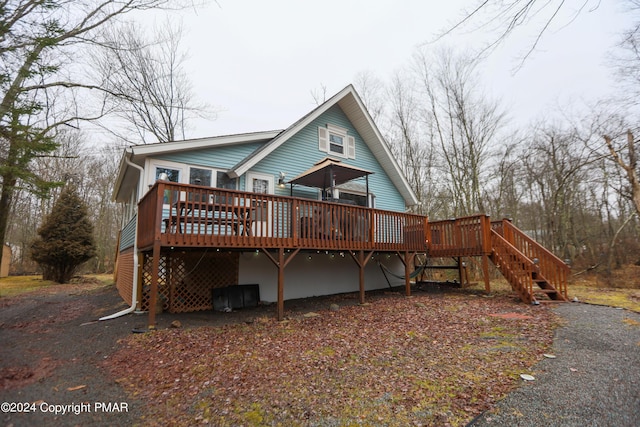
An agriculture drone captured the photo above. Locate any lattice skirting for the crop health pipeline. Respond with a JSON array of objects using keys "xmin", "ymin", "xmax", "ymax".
[{"xmin": 140, "ymin": 249, "xmax": 239, "ymax": 313}]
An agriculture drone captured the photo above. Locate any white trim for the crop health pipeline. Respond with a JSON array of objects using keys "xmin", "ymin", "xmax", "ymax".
[
  {"xmin": 246, "ymin": 171, "xmax": 274, "ymax": 194},
  {"xmin": 327, "ymin": 124, "xmax": 347, "ymax": 134},
  {"xmin": 131, "ymin": 130, "xmax": 282, "ymax": 157},
  {"xmin": 232, "ymin": 88, "xmax": 355, "ymax": 178},
  {"xmin": 145, "ymin": 159, "xmax": 184, "ymax": 188},
  {"xmin": 229, "ymin": 85, "xmax": 418, "ymax": 206}
]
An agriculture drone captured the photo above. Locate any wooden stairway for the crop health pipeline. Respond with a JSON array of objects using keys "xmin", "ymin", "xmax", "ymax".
[
  {"xmin": 428, "ymin": 215, "xmax": 570, "ymax": 304},
  {"xmin": 490, "ymin": 220, "xmax": 569, "ymax": 304}
]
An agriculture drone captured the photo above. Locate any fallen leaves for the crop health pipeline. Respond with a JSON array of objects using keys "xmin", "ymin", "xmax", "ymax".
[{"xmin": 105, "ymin": 292, "xmax": 557, "ymax": 426}]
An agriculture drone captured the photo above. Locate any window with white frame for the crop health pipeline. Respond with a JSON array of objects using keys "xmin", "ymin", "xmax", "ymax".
[
  {"xmin": 329, "ymin": 132, "xmax": 344, "ymax": 155},
  {"xmin": 318, "ymin": 124, "xmax": 355, "ymax": 159},
  {"xmin": 149, "ymin": 161, "xmax": 238, "ymax": 200},
  {"xmin": 216, "ymin": 171, "xmax": 237, "ymax": 189},
  {"xmin": 153, "ymin": 165, "xmax": 181, "ymax": 205},
  {"xmin": 246, "ymin": 172, "xmax": 273, "ymax": 194},
  {"xmin": 189, "ymin": 167, "xmax": 212, "ymax": 186},
  {"xmin": 155, "ymin": 166, "xmax": 181, "ymax": 183}
]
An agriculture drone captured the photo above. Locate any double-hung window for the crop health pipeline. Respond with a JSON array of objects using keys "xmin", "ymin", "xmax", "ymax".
[
  {"xmin": 318, "ymin": 124, "xmax": 355, "ymax": 159},
  {"xmin": 329, "ymin": 132, "xmax": 344, "ymax": 155}
]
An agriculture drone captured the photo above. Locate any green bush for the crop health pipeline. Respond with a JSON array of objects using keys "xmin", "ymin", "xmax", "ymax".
[{"xmin": 30, "ymin": 185, "xmax": 96, "ymax": 283}]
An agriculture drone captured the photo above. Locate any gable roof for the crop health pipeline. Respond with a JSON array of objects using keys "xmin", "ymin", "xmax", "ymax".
[
  {"xmin": 112, "ymin": 130, "xmax": 281, "ymax": 202},
  {"xmin": 112, "ymin": 85, "xmax": 418, "ymax": 207},
  {"xmin": 229, "ymin": 85, "xmax": 418, "ymax": 206}
]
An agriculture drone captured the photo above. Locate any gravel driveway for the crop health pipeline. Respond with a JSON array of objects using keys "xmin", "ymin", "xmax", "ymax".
[
  {"xmin": 471, "ymin": 303, "xmax": 640, "ymax": 427},
  {"xmin": 0, "ymin": 283, "xmax": 138, "ymax": 426}
]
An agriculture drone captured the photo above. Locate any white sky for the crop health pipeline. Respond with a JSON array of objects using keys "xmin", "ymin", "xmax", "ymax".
[{"xmin": 143, "ymin": 0, "xmax": 636, "ymax": 138}]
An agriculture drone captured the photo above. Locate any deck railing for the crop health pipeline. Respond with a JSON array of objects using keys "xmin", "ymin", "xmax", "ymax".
[
  {"xmin": 427, "ymin": 214, "xmax": 492, "ymax": 257},
  {"xmin": 494, "ymin": 219, "xmax": 570, "ymax": 299},
  {"xmin": 136, "ymin": 182, "xmax": 429, "ymax": 252}
]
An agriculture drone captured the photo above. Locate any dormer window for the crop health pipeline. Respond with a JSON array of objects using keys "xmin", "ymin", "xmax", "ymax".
[{"xmin": 318, "ymin": 124, "xmax": 355, "ymax": 159}]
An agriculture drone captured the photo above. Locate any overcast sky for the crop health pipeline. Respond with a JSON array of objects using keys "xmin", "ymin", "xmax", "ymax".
[{"xmin": 142, "ymin": 1, "xmax": 635, "ymax": 139}]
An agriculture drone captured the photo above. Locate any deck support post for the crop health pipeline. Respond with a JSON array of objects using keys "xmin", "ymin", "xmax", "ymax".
[
  {"xmin": 482, "ymin": 255, "xmax": 491, "ymax": 293},
  {"xmin": 147, "ymin": 241, "xmax": 161, "ymax": 329},
  {"xmin": 261, "ymin": 247, "xmax": 300, "ymax": 321},
  {"xmin": 277, "ymin": 248, "xmax": 285, "ymax": 320},
  {"xmin": 404, "ymin": 252, "xmax": 412, "ymax": 296},
  {"xmin": 457, "ymin": 257, "xmax": 463, "ymax": 286},
  {"xmin": 349, "ymin": 250, "xmax": 375, "ymax": 304},
  {"xmin": 395, "ymin": 251, "xmax": 415, "ymax": 296}
]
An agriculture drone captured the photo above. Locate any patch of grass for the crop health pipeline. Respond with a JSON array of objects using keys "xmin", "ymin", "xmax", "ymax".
[
  {"xmin": 0, "ymin": 275, "xmax": 57, "ymax": 297},
  {"xmin": 467, "ymin": 266, "xmax": 640, "ymax": 312},
  {"xmin": 0, "ymin": 274, "xmax": 113, "ymax": 298},
  {"xmin": 569, "ymin": 283, "xmax": 640, "ymax": 312}
]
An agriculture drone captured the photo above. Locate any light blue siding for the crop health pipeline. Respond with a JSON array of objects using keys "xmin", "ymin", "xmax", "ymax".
[
  {"xmin": 120, "ymin": 215, "xmax": 137, "ymax": 251},
  {"xmin": 250, "ymin": 105, "xmax": 406, "ymax": 212},
  {"xmin": 156, "ymin": 141, "xmax": 265, "ymax": 170},
  {"xmin": 147, "ymin": 105, "xmax": 407, "ymax": 212}
]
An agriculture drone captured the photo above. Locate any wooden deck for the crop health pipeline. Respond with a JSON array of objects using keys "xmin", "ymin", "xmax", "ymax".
[
  {"xmin": 137, "ymin": 182, "xmax": 429, "ymax": 253},
  {"xmin": 133, "ymin": 183, "xmax": 569, "ymax": 326},
  {"xmin": 137, "ymin": 182, "xmax": 429, "ymax": 324}
]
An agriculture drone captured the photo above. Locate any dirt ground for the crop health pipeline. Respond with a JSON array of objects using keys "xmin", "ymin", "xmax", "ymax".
[
  {"xmin": 0, "ymin": 280, "xmax": 389, "ymax": 426},
  {"xmin": 1, "ymin": 279, "xmax": 638, "ymax": 426}
]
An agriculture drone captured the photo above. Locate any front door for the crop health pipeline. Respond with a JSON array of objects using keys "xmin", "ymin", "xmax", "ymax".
[{"xmin": 246, "ymin": 172, "xmax": 274, "ymax": 237}]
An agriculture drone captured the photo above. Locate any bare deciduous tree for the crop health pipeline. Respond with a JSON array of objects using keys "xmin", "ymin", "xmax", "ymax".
[
  {"xmin": 413, "ymin": 48, "xmax": 505, "ymax": 216},
  {"xmin": 0, "ymin": 0, "xmax": 204, "ymax": 270},
  {"xmin": 519, "ymin": 123, "xmax": 592, "ymax": 256},
  {"xmin": 441, "ymin": 0, "xmax": 603, "ymax": 66},
  {"xmin": 95, "ymin": 20, "xmax": 213, "ymax": 144},
  {"xmin": 604, "ymin": 130, "xmax": 640, "ymax": 215}
]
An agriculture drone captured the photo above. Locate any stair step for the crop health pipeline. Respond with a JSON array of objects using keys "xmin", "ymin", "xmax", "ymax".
[{"xmin": 535, "ymin": 288, "xmax": 558, "ymax": 294}]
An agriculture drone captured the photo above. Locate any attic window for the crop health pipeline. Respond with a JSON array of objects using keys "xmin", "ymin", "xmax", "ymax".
[
  {"xmin": 329, "ymin": 133, "xmax": 344, "ymax": 154},
  {"xmin": 318, "ymin": 125, "xmax": 355, "ymax": 159}
]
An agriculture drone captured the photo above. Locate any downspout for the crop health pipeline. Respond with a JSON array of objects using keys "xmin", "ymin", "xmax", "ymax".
[{"xmin": 100, "ymin": 150, "xmax": 144, "ymax": 321}]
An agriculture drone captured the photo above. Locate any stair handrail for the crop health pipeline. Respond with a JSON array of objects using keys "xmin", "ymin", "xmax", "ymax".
[
  {"xmin": 499, "ymin": 219, "xmax": 570, "ymax": 300},
  {"xmin": 491, "ymin": 230, "xmax": 535, "ymax": 303}
]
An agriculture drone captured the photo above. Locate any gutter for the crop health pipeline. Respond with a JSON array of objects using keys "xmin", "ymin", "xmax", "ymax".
[{"xmin": 100, "ymin": 150, "xmax": 144, "ymax": 321}]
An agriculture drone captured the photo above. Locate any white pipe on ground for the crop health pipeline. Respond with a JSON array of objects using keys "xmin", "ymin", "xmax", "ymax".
[{"xmin": 100, "ymin": 150, "xmax": 144, "ymax": 321}]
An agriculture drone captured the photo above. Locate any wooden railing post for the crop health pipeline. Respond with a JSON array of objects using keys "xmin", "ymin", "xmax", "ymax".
[{"xmin": 292, "ymin": 198, "xmax": 299, "ymax": 246}]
